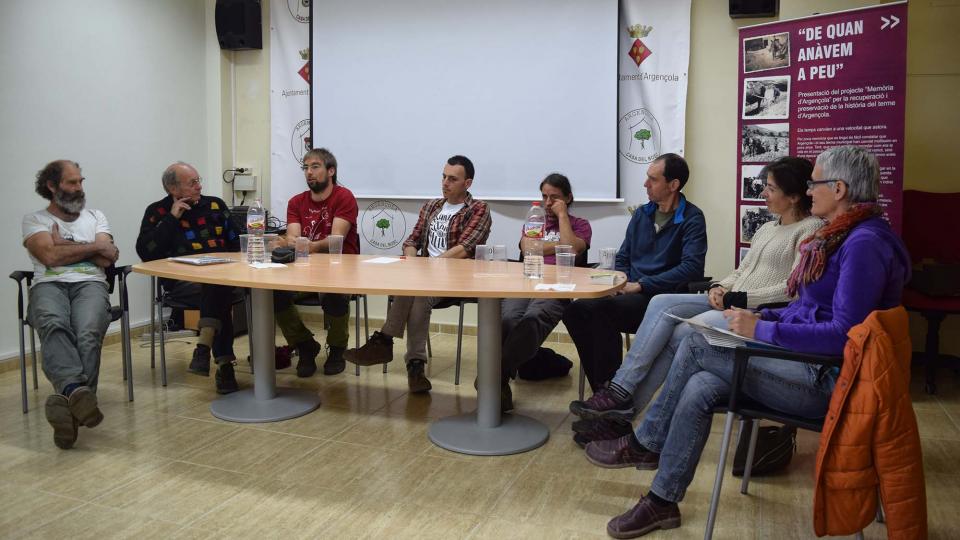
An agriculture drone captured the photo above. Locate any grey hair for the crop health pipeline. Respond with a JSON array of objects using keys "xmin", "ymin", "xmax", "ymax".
[
  {"xmin": 161, "ymin": 161, "xmax": 190, "ymax": 193},
  {"xmin": 816, "ymin": 146, "xmax": 880, "ymax": 203}
]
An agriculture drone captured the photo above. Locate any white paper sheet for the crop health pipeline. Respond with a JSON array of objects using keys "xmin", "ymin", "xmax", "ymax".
[{"xmin": 534, "ymin": 283, "xmax": 577, "ymax": 292}]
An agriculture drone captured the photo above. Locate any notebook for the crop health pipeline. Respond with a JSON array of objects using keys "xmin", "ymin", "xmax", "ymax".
[
  {"xmin": 665, "ymin": 312, "xmax": 784, "ymax": 350},
  {"xmin": 168, "ymin": 255, "xmax": 235, "ymax": 266}
]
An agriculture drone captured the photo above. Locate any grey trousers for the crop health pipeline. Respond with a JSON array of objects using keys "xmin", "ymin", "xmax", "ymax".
[
  {"xmin": 28, "ymin": 281, "xmax": 111, "ymax": 394},
  {"xmin": 381, "ymin": 295, "xmax": 444, "ymax": 364},
  {"xmin": 501, "ymin": 298, "xmax": 569, "ymax": 379}
]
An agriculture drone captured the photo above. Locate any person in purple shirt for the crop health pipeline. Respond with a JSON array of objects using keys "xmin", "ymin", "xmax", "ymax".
[
  {"xmin": 496, "ymin": 173, "xmax": 592, "ymax": 412},
  {"xmin": 582, "ymin": 146, "xmax": 911, "ymax": 538}
]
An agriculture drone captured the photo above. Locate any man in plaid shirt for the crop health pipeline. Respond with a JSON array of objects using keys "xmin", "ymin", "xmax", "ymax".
[{"xmin": 344, "ymin": 155, "xmax": 491, "ymax": 393}]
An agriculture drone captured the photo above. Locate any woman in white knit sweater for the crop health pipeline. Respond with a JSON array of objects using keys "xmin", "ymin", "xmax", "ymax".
[{"xmin": 570, "ymin": 157, "xmax": 823, "ymax": 427}]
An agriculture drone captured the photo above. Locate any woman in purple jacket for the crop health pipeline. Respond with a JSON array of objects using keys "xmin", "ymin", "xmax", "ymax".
[{"xmin": 583, "ymin": 146, "xmax": 911, "ymax": 539}]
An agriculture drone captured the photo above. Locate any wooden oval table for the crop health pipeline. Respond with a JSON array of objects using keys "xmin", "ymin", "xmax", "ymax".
[{"xmin": 134, "ymin": 253, "xmax": 624, "ymax": 455}]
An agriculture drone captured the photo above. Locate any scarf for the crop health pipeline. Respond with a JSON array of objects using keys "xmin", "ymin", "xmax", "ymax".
[{"xmin": 786, "ymin": 203, "xmax": 882, "ymax": 297}]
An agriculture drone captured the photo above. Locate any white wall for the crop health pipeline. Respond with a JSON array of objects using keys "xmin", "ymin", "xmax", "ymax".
[{"xmin": 0, "ymin": 0, "xmax": 223, "ymax": 362}]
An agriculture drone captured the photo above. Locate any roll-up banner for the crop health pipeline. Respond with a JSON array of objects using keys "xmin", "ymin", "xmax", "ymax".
[
  {"xmin": 618, "ymin": 0, "xmax": 691, "ymax": 196},
  {"xmin": 735, "ymin": 2, "xmax": 907, "ymax": 263},
  {"xmin": 269, "ymin": 0, "xmax": 311, "ymax": 222}
]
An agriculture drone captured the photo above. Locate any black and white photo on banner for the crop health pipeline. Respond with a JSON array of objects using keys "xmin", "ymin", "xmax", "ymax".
[
  {"xmin": 743, "ymin": 31, "xmax": 791, "ymax": 74},
  {"xmin": 742, "ymin": 75, "xmax": 790, "ymax": 119},
  {"xmin": 740, "ymin": 205, "xmax": 777, "ymax": 244},
  {"xmin": 742, "ymin": 122, "xmax": 789, "ymax": 163}
]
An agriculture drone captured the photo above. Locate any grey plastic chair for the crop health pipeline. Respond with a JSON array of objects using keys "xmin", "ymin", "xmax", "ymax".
[{"xmin": 10, "ymin": 265, "xmax": 134, "ymax": 413}]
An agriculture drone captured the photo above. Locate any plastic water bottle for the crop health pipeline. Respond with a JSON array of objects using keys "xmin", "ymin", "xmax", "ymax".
[
  {"xmin": 246, "ymin": 198, "xmax": 266, "ymax": 264},
  {"xmin": 523, "ymin": 201, "xmax": 545, "ymax": 279}
]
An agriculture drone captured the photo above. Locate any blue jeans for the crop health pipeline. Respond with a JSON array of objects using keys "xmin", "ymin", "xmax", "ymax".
[
  {"xmin": 634, "ymin": 332, "xmax": 835, "ymax": 503},
  {"xmin": 611, "ymin": 294, "xmax": 727, "ymax": 412}
]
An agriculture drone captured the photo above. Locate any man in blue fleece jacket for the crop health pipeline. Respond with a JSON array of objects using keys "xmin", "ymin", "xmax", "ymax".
[{"xmin": 562, "ymin": 153, "xmax": 707, "ymax": 390}]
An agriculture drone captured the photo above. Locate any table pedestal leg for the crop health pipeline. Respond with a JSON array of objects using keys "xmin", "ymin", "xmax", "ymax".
[
  {"xmin": 210, "ymin": 288, "xmax": 321, "ymax": 422},
  {"xmin": 428, "ymin": 297, "xmax": 549, "ymax": 455}
]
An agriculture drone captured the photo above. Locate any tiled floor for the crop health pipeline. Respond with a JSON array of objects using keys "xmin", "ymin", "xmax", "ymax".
[{"xmin": 1, "ymin": 325, "xmax": 957, "ymax": 539}]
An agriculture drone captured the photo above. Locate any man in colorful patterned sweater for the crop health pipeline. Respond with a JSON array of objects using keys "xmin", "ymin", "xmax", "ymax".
[{"xmin": 136, "ymin": 161, "xmax": 243, "ymax": 394}]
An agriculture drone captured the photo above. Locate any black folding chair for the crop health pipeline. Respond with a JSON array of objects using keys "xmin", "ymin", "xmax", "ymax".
[{"xmin": 703, "ymin": 345, "xmax": 883, "ymax": 539}]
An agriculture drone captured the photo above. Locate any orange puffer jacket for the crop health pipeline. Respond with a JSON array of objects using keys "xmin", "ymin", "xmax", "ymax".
[{"xmin": 813, "ymin": 307, "xmax": 927, "ymax": 538}]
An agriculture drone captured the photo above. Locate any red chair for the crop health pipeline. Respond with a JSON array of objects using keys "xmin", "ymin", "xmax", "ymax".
[{"xmin": 900, "ymin": 190, "xmax": 960, "ymax": 394}]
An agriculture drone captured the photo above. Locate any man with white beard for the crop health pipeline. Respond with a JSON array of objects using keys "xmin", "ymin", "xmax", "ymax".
[{"xmin": 22, "ymin": 159, "xmax": 119, "ymax": 449}]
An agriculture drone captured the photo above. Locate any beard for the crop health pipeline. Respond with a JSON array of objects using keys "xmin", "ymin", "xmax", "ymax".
[
  {"xmin": 53, "ymin": 189, "xmax": 86, "ymax": 214},
  {"xmin": 308, "ymin": 180, "xmax": 329, "ymax": 193}
]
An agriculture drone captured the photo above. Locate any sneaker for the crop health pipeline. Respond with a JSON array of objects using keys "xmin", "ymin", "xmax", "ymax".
[
  {"xmin": 215, "ymin": 362, "xmax": 240, "ymax": 394},
  {"xmin": 585, "ymin": 434, "xmax": 659, "ymax": 470},
  {"xmin": 66, "ymin": 386, "xmax": 103, "ymax": 428},
  {"xmin": 189, "ymin": 344, "xmax": 211, "ymax": 376},
  {"xmin": 45, "ymin": 394, "xmax": 78, "ymax": 450},
  {"xmin": 323, "ymin": 345, "xmax": 346, "ymax": 375},
  {"xmin": 296, "ymin": 339, "xmax": 321, "ymax": 378},
  {"xmin": 571, "ymin": 417, "xmax": 634, "ymax": 447},
  {"xmin": 407, "ymin": 359, "xmax": 432, "ymax": 393},
  {"xmin": 606, "ymin": 495, "xmax": 681, "ymax": 539},
  {"xmin": 569, "ymin": 386, "xmax": 635, "ymax": 420},
  {"xmin": 344, "ymin": 331, "xmax": 394, "ymax": 366}
]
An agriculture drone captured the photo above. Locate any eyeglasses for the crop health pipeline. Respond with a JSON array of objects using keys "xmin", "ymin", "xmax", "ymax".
[
  {"xmin": 301, "ymin": 164, "xmax": 326, "ymax": 172},
  {"xmin": 182, "ymin": 177, "xmax": 202, "ymax": 188},
  {"xmin": 806, "ymin": 179, "xmax": 839, "ymax": 189}
]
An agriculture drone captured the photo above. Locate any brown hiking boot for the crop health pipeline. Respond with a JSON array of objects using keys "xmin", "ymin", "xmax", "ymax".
[
  {"xmin": 407, "ymin": 359, "xmax": 432, "ymax": 393},
  {"xmin": 343, "ymin": 331, "xmax": 394, "ymax": 366},
  {"xmin": 67, "ymin": 386, "xmax": 103, "ymax": 428},
  {"xmin": 607, "ymin": 495, "xmax": 681, "ymax": 539},
  {"xmin": 585, "ymin": 434, "xmax": 659, "ymax": 470},
  {"xmin": 45, "ymin": 394, "xmax": 78, "ymax": 450}
]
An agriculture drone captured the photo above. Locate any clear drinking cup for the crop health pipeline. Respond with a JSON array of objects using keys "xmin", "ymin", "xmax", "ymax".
[
  {"xmin": 492, "ymin": 244, "xmax": 508, "ymax": 275},
  {"xmin": 328, "ymin": 234, "xmax": 344, "ymax": 263},
  {"xmin": 295, "ymin": 236, "xmax": 310, "ymax": 265},
  {"xmin": 599, "ymin": 247, "xmax": 617, "ymax": 270},
  {"xmin": 474, "ymin": 244, "xmax": 492, "ymax": 275},
  {"xmin": 556, "ymin": 252, "xmax": 576, "ymax": 284}
]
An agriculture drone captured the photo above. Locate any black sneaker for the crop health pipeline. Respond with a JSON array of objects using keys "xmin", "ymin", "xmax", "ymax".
[
  {"xmin": 215, "ymin": 362, "xmax": 240, "ymax": 394},
  {"xmin": 296, "ymin": 339, "xmax": 321, "ymax": 378},
  {"xmin": 323, "ymin": 345, "xmax": 346, "ymax": 375},
  {"xmin": 473, "ymin": 376, "xmax": 514, "ymax": 413},
  {"xmin": 189, "ymin": 344, "xmax": 211, "ymax": 376},
  {"xmin": 407, "ymin": 359, "xmax": 432, "ymax": 393}
]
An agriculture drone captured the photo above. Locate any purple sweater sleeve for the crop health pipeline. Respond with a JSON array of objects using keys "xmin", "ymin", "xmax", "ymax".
[{"xmin": 753, "ymin": 235, "xmax": 894, "ymax": 355}]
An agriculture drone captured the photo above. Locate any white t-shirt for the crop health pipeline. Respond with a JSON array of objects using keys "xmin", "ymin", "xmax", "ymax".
[
  {"xmin": 22, "ymin": 208, "xmax": 111, "ymax": 285},
  {"xmin": 426, "ymin": 201, "xmax": 464, "ymax": 258}
]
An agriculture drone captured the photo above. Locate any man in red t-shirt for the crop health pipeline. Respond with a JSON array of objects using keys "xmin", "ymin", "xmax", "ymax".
[{"xmin": 274, "ymin": 148, "xmax": 360, "ymax": 376}]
